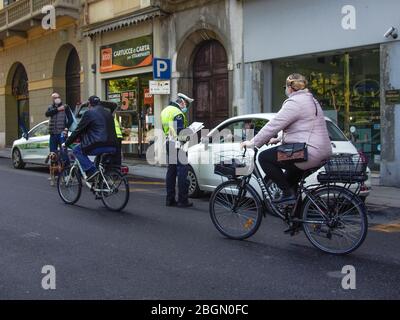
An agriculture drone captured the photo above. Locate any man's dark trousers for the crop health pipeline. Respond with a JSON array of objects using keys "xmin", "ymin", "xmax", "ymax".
[{"xmin": 166, "ymin": 141, "xmax": 189, "ymax": 204}]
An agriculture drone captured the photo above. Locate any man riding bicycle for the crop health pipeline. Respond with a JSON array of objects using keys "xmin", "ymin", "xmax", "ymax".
[{"xmin": 64, "ymin": 96, "xmax": 118, "ymax": 182}]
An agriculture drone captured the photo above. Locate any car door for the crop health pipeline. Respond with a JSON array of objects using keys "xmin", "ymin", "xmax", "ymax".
[
  {"xmin": 22, "ymin": 122, "xmax": 50, "ymax": 163},
  {"xmin": 199, "ymin": 118, "xmax": 266, "ymax": 188}
]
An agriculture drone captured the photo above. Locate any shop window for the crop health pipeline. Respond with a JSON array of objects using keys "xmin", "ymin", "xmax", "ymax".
[
  {"xmin": 106, "ymin": 73, "xmax": 154, "ymax": 157},
  {"xmin": 272, "ymin": 48, "xmax": 380, "ymax": 170}
]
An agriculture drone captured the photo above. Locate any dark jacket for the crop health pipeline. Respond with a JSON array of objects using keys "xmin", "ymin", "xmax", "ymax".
[
  {"xmin": 45, "ymin": 104, "xmax": 73, "ymax": 134},
  {"xmin": 65, "ymin": 105, "xmax": 117, "ymax": 154}
]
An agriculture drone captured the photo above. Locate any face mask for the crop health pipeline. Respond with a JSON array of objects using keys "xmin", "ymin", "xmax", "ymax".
[
  {"xmin": 182, "ymin": 107, "xmax": 188, "ymax": 113},
  {"xmin": 54, "ymin": 98, "xmax": 62, "ymax": 105}
]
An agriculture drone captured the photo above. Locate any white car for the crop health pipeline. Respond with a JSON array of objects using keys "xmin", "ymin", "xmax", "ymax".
[
  {"xmin": 187, "ymin": 113, "xmax": 371, "ymax": 201},
  {"xmin": 11, "ymin": 102, "xmax": 117, "ymax": 169},
  {"xmin": 12, "ymin": 120, "xmax": 52, "ymax": 168}
]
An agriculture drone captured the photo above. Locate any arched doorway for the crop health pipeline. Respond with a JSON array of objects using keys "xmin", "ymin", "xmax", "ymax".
[
  {"xmin": 65, "ymin": 48, "xmax": 81, "ymax": 111},
  {"xmin": 9, "ymin": 63, "xmax": 29, "ymax": 140},
  {"xmin": 53, "ymin": 44, "xmax": 81, "ymax": 111},
  {"xmin": 192, "ymin": 40, "xmax": 228, "ymax": 129}
]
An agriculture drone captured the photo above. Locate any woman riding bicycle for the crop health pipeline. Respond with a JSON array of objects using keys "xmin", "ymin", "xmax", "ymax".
[{"xmin": 241, "ymin": 73, "xmax": 332, "ymax": 204}]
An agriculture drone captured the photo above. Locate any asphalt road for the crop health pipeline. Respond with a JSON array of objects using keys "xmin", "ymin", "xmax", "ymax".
[{"xmin": 0, "ymin": 158, "xmax": 399, "ymax": 300}]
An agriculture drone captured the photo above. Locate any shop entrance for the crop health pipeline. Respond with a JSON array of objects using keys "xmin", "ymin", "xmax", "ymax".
[
  {"xmin": 192, "ymin": 40, "xmax": 229, "ymax": 130},
  {"xmin": 106, "ymin": 74, "xmax": 154, "ymax": 158}
]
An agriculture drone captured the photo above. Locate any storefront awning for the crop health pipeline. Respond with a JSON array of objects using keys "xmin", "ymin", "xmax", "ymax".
[{"xmin": 82, "ymin": 7, "xmax": 166, "ymax": 37}]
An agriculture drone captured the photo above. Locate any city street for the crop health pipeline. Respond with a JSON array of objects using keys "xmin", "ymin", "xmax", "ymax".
[{"xmin": 0, "ymin": 158, "xmax": 399, "ymax": 300}]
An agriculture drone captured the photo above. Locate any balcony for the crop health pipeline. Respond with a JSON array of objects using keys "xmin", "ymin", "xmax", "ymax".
[{"xmin": 0, "ymin": 0, "xmax": 80, "ymax": 41}]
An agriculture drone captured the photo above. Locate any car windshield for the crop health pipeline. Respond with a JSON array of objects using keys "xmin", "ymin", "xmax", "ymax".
[
  {"xmin": 29, "ymin": 122, "xmax": 49, "ymax": 137},
  {"xmin": 326, "ymin": 120, "xmax": 348, "ymax": 141}
]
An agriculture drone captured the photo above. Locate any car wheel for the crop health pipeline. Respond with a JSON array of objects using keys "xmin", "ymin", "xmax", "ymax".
[
  {"xmin": 12, "ymin": 148, "xmax": 25, "ymax": 169},
  {"xmin": 188, "ymin": 166, "xmax": 202, "ymax": 198}
]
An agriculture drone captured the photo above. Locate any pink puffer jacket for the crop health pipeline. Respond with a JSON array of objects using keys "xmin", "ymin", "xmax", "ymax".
[{"xmin": 252, "ymin": 90, "xmax": 332, "ymax": 170}]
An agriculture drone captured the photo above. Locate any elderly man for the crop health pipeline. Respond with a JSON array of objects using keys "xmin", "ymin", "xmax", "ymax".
[{"xmin": 45, "ymin": 93, "xmax": 73, "ymax": 155}]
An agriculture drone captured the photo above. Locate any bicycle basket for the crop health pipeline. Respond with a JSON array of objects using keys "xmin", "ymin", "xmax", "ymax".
[
  {"xmin": 317, "ymin": 154, "xmax": 368, "ymax": 183},
  {"xmin": 214, "ymin": 151, "xmax": 252, "ymax": 178}
]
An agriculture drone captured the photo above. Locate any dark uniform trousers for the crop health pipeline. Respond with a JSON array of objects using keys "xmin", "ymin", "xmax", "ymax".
[{"xmin": 166, "ymin": 141, "xmax": 189, "ymax": 204}]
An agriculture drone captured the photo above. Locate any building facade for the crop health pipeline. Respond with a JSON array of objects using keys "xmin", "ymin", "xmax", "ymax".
[
  {"xmin": 243, "ymin": 0, "xmax": 400, "ymax": 186},
  {"xmin": 82, "ymin": 0, "xmax": 244, "ymax": 158},
  {"xmin": 0, "ymin": 0, "xmax": 84, "ymax": 147}
]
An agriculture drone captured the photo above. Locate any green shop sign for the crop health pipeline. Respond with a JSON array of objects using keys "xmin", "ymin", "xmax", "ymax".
[{"xmin": 100, "ymin": 35, "xmax": 153, "ymax": 73}]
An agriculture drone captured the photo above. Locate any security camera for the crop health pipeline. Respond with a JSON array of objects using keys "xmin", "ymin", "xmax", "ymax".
[{"xmin": 384, "ymin": 26, "xmax": 398, "ymax": 39}]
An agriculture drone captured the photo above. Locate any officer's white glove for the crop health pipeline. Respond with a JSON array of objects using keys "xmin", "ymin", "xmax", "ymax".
[{"xmin": 178, "ymin": 135, "xmax": 190, "ymax": 143}]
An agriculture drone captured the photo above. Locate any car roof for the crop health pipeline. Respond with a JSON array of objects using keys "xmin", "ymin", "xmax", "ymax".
[{"xmin": 208, "ymin": 113, "xmax": 334, "ymax": 135}]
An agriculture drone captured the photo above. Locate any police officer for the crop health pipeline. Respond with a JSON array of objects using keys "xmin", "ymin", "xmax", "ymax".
[
  {"xmin": 113, "ymin": 113, "xmax": 123, "ymax": 166},
  {"xmin": 161, "ymin": 93, "xmax": 194, "ymax": 208}
]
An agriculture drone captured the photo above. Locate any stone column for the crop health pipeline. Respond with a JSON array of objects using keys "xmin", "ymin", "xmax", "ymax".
[
  {"xmin": 244, "ymin": 61, "xmax": 264, "ymax": 114},
  {"xmin": 380, "ymin": 41, "xmax": 400, "ymax": 186}
]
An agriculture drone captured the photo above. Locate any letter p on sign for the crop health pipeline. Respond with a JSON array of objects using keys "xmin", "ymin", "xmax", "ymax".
[{"xmin": 153, "ymin": 58, "xmax": 171, "ymax": 80}]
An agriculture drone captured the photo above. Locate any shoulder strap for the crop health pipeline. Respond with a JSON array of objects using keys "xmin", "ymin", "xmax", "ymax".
[{"xmin": 307, "ymin": 97, "xmax": 319, "ymax": 145}]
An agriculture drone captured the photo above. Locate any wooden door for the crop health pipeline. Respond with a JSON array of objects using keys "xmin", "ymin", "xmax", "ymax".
[
  {"xmin": 66, "ymin": 48, "xmax": 81, "ymax": 111},
  {"xmin": 193, "ymin": 41, "xmax": 228, "ymax": 130}
]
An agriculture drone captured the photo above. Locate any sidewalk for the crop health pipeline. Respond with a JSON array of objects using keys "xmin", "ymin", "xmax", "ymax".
[{"xmin": 1, "ymin": 147, "xmax": 399, "ymax": 208}]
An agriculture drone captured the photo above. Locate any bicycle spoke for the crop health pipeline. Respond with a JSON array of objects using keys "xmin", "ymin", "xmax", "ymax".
[
  {"xmin": 302, "ymin": 186, "xmax": 367, "ymax": 254},
  {"xmin": 211, "ymin": 182, "xmax": 262, "ymax": 239}
]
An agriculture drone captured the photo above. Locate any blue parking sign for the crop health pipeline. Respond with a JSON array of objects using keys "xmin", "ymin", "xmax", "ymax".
[{"xmin": 153, "ymin": 58, "xmax": 171, "ymax": 80}]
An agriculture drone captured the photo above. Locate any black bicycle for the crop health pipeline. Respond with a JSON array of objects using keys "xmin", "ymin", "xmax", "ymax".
[{"xmin": 209, "ymin": 147, "xmax": 368, "ymax": 255}]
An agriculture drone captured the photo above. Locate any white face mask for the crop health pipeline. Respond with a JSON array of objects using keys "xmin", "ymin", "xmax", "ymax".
[{"xmin": 54, "ymin": 98, "xmax": 62, "ymax": 105}]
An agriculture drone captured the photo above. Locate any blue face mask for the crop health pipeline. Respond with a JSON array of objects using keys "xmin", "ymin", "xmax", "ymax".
[{"xmin": 182, "ymin": 107, "xmax": 188, "ymax": 113}]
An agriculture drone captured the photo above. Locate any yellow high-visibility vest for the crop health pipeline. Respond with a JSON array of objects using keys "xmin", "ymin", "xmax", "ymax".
[
  {"xmin": 161, "ymin": 105, "xmax": 188, "ymax": 138},
  {"xmin": 114, "ymin": 115, "xmax": 123, "ymax": 139}
]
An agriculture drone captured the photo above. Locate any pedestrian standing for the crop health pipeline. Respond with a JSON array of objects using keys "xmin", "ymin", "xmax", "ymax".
[{"xmin": 45, "ymin": 93, "xmax": 73, "ymax": 180}]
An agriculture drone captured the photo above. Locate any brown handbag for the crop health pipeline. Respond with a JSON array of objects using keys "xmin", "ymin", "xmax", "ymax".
[
  {"xmin": 276, "ymin": 97, "xmax": 318, "ymax": 164},
  {"xmin": 276, "ymin": 143, "xmax": 308, "ymax": 163}
]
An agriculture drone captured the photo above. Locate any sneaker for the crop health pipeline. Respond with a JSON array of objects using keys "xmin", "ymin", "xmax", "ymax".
[
  {"xmin": 166, "ymin": 199, "xmax": 178, "ymax": 207},
  {"xmin": 284, "ymin": 222, "xmax": 302, "ymax": 236}
]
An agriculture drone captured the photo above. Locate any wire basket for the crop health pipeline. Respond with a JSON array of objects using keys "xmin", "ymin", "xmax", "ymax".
[
  {"xmin": 317, "ymin": 154, "xmax": 368, "ymax": 183},
  {"xmin": 214, "ymin": 150, "xmax": 253, "ymax": 178}
]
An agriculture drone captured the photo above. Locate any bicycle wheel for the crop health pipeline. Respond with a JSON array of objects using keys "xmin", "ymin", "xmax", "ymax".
[
  {"xmin": 302, "ymin": 186, "xmax": 368, "ymax": 255},
  {"xmin": 209, "ymin": 180, "xmax": 263, "ymax": 240},
  {"xmin": 57, "ymin": 166, "xmax": 82, "ymax": 205},
  {"xmin": 100, "ymin": 169, "xmax": 130, "ymax": 212}
]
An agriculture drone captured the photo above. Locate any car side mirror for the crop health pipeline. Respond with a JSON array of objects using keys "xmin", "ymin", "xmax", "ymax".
[{"xmin": 23, "ymin": 132, "xmax": 29, "ymax": 140}]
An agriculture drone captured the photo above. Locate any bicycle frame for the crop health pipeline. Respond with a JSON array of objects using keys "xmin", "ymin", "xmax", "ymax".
[
  {"xmin": 65, "ymin": 158, "xmax": 113, "ymax": 194},
  {"xmin": 239, "ymin": 148, "xmax": 339, "ymax": 226}
]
